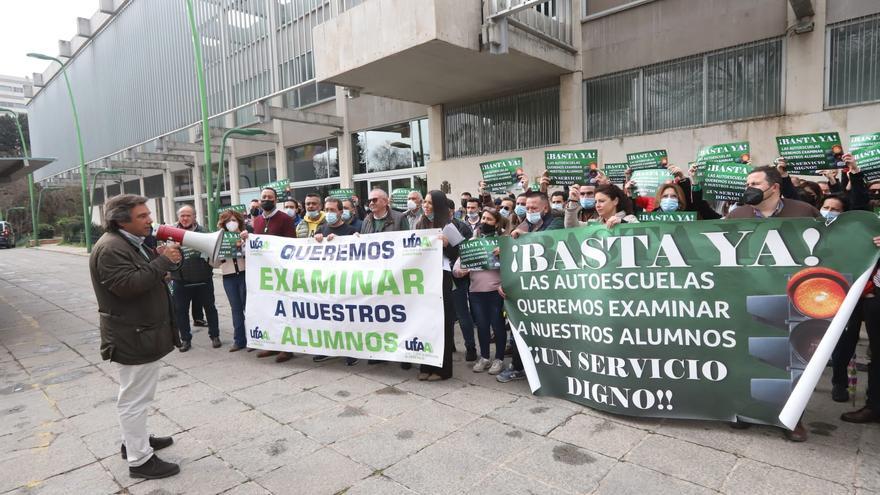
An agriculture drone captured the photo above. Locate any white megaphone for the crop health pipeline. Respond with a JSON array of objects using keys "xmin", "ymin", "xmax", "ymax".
[{"xmin": 155, "ymin": 225, "xmax": 223, "ymax": 261}]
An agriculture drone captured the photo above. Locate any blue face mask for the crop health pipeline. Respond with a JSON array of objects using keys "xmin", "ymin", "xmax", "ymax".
[
  {"xmin": 499, "ymin": 208, "xmax": 510, "ymax": 218},
  {"xmin": 820, "ymin": 209, "xmax": 839, "ymax": 221},
  {"xmin": 659, "ymin": 198, "xmax": 679, "ymax": 212},
  {"xmin": 307, "ymin": 210, "xmax": 320, "ymax": 219},
  {"xmin": 580, "ymin": 198, "xmax": 596, "ymax": 209},
  {"xmin": 514, "ymin": 204, "xmax": 527, "ymax": 217},
  {"xmin": 425, "ymin": 210, "xmax": 434, "ymax": 221},
  {"xmin": 551, "ymin": 203, "xmax": 563, "ymax": 211},
  {"xmin": 325, "ymin": 212, "xmax": 339, "ymax": 225},
  {"xmin": 342, "ymin": 210, "xmax": 352, "ymax": 221},
  {"xmin": 526, "ymin": 211, "xmax": 542, "ymax": 225}
]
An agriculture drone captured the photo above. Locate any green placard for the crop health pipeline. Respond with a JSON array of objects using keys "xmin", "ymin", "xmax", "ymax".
[
  {"xmin": 626, "ymin": 150, "xmax": 668, "ymax": 171},
  {"xmin": 217, "ymin": 204, "xmax": 247, "ymax": 216},
  {"xmin": 701, "ymin": 162, "xmax": 751, "ymax": 202},
  {"xmin": 853, "ymin": 144, "xmax": 880, "ymax": 182},
  {"xmin": 696, "ymin": 142, "xmax": 750, "ymax": 167},
  {"xmin": 480, "ymin": 158, "xmax": 524, "ymax": 193},
  {"xmin": 458, "ymin": 237, "xmax": 501, "ymax": 271},
  {"xmin": 328, "ymin": 188, "xmax": 354, "ymax": 201},
  {"xmin": 630, "ymin": 169, "xmax": 673, "ymax": 197},
  {"xmin": 636, "ymin": 211, "xmax": 697, "ymax": 222},
  {"xmin": 775, "ymin": 132, "xmax": 843, "ymax": 173},
  {"xmin": 260, "ymin": 179, "xmax": 290, "ymax": 195},
  {"xmin": 391, "ymin": 188, "xmax": 418, "ymax": 211},
  {"xmin": 544, "ymin": 150, "xmax": 599, "ymax": 185},
  {"xmin": 602, "ymin": 163, "xmax": 628, "ymax": 185},
  {"xmin": 217, "ymin": 231, "xmax": 244, "ymax": 260},
  {"xmin": 850, "ymin": 133, "xmax": 880, "ymax": 153},
  {"xmin": 501, "ymin": 212, "xmax": 880, "ymax": 425}
]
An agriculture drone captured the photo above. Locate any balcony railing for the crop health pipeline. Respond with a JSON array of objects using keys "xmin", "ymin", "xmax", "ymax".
[{"xmin": 487, "ymin": 0, "xmax": 573, "ymax": 49}]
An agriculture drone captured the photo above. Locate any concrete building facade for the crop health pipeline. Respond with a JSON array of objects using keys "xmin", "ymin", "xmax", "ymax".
[
  {"xmin": 0, "ymin": 75, "xmax": 29, "ymax": 112},
  {"xmin": 25, "ymin": 0, "xmax": 880, "ymax": 226}
]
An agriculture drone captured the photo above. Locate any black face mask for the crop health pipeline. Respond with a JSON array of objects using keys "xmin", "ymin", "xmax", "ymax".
[
  {"xmin": 250, "ymin": 207, "xmax": 261, "ymax": 217},
  {"xmin": 481, "ymin": 224, "xmax": 496, "ymax": 236},
  {"xmin": 870, "ymin": 192, "xmax": 880, "ymax": 201},
  {"xmin": 460, "ymin": 199, "xmax": 469, "ymax": 208},
  {"xmin": 741, "ymin": 187, "xmax": 766, "ymax": 206},
  {"xmin": 260, "ymin": 199, "xmax": 276, "ymax": 212}
]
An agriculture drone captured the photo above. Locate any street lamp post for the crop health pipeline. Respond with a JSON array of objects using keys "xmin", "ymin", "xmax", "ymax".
[
  {"xmin": 183, "ymin": 0, "xmax": 217, "ymax": 231},
  {"xmin": 0, "ymin": 107, "xmax": 38, "ymax": 246},
  {"xmin": 216, "ymin": 127, "xmax": 268, "ymax": 211},
  {"xmin": 26, "ymin": 52, "xmax": 92, "ymax": 252}
]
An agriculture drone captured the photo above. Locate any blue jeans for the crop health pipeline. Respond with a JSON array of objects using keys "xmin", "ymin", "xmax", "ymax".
[
  {"xmin": 222, "ymin": 273, "xmax": 247, "ymax": 348},
  {"xmin": 469, "ymin": 290, "xmax": 506, "ymax": 360},
  {"xmin": 452, "ymin": 278, "xmax": 476, "ymax": 350}
]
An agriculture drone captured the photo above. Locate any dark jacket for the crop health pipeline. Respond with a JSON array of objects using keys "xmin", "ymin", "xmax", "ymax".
[
  {"xmin": 516, "ymin": 213, "xmax": 564, "ymax": 233},
  {"xmin": 169, "ymin": 223, "xmax": 214, "ymax": 284},
  {"xmin": 360, "ymin": 208, "xmax": 408, "ymax": 234},
  {"xmin": 89, "ymin": 231, "xmax": 181, "ymax": 365}
]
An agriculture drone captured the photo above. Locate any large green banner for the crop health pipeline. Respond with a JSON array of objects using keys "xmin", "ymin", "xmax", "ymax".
[
  {"xmin": 701, "ymin": 162, "xmax": 751, "ymax": 202},
  {"xmin": 695, "ymin": 142, "xmax": 750, "ymax": 167},
  {"xmin": 501, "ymin": 212, "xmax": 880, "ymax": 428},
  {"xmin": 602, "ymin": 163, "xmax": 628, "ymax": 185},
  {"xmin": 776, "ymin": 133, "xmax": 843, "ymax": 174},
  {"xmin": 850, "ymin": 133, "xmax": 880, "ymax": 153},
  {"xmin": 630, "ymin": 169, "xmax": 673, "ymax": 197},
  {"xmin": 627, "ymin": 150, "xmax": 668, "ymax": 171},
  {"xmin": 480, "ymin": 158, "xmax": 524, "ymax": 193},
  {"xmin": 636, "ymin": 211, "xmax": 696, "ymax": 223},
  {"xmin": 853, "ymin": 144, "xmax": 880, "ymax": 182},
  {"xmin": 544, "ymin": 150, "xmax": 598, "ymax": 185}
]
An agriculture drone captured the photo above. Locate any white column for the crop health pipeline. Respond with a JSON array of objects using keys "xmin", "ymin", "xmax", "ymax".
[
  {"xmin": 162, "ymin": 167, "xmax": 175, "ymax": 225},
  {"xmin": 336, "ymin": 86, "xmax": 353, "ymax": 187},
  {"xmin": 192, "ymin": 156, "xmax": 204, "ymax": 225}
]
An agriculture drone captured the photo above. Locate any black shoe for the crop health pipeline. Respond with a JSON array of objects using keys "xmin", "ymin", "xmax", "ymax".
[
  {"xmin": 179, "ymin": 341, "xmax": 191, "ymax": 352},
  {"xmin": 832, "ymin": 384, "xmax": 850, "ymax": 403},
  {"xmin": 211, "ymin": 337, "xmax": 221, "ymax": 349},
  {"xmin": 121, "ymin": 435, "xmax": 174, "ymax": 459},
  {"xmin": 367, "ymin": 359, "xmax": 383, "ymax": 365},
  {"xmin": 400, "ymin": 362, "xmax": 412, "ymax": 370},
  {"xmin": 465, "ymin": 347, "xmax": 477, "ymax": 362},
  {"xmin": 841, "ymin": 406, "xmax": 880, "ymax": 423},
  {"xmin": 728, "ymin": 421, "xmax": 752, "ymax": 430},
  {"xmin": 346, "ymin": 358, "xmax": 359, "ymax": 366},
  {"xmin": 193, "ymin": 319, "xmax": 208, "ymax": 327},
  {"xmin": 129, "ymin": 454, "xmax": 180, "ymax": 479},
  {"xmin": 313, "ymin": 355, "xmax": 333, "ymax": 363}
]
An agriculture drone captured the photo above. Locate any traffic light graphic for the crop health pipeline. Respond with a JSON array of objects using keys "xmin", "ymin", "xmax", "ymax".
[{"xmin": 746, "ymin": 267, "xmax": 850, "ymax": 407}]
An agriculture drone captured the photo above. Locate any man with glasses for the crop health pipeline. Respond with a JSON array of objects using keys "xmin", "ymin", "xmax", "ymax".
[{"xmin": 360, "ymin": 188, "xmax": 407, "ymax": 234}]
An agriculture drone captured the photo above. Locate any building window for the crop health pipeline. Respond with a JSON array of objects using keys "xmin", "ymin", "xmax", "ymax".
[
  {"xmin": 583, "ymin": 38, "xmax": 783, "ymax": 140},
  {"xmin": 284, "ymin": 81, "xmax": 336, "ymax": 108},
  {"xmin": 353, "ymin": 118, "xmax": 430, "ymax": 174},
  {"xmin": 172, "ymin": 169, "xmax": 193, "ymax": 197},
  {"xmin": 286, "ymin": 138, "xmax": 339, "ymax": 181},
  {"xmin": 289, "ymin": 183, "xmax": 341, "ymax": 204},
  {"xmin": 827, "ymin": 14, "xmax": 880, "ymax": 108},
  {"xmin": 444, "ymin": 86, "xmax": 559, "ymax": 159},
  {"xmin": 238, "ymin": 152, "xmax": 276, "ymax": 189}
]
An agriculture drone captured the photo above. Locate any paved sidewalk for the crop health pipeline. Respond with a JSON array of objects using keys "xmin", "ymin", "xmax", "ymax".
[{"xmin": 0, "ymin": 247, "xmax": 878, "ymax": 495}]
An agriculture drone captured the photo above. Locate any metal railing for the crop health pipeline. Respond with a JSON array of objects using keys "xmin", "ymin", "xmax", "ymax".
[{"xmin": 488, "ymin": 0, "xmax": 573, "ymax": 48}]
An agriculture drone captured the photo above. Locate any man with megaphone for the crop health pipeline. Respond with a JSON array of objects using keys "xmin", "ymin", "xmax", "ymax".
[{"xmin": 89, "ymin": 194, "xmax": 183, "ymax": 479}]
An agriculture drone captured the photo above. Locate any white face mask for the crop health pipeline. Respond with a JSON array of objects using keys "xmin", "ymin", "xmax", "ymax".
[{"xmin": 225, "ymin": 221, "xmax": 239, "ymax": 232}]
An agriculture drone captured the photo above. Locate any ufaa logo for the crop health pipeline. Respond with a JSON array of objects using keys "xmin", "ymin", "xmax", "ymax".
[
  {"xmin": 249, "ymin": 326, "xmax": 271, "ymax": 342},
  {"xmin": 402, "ymin": 233, "xmax": 432, "ymax": 249},
  {"xmin": 404, "ymin": 337, "xmax": 433, "ymax": 353},
  {"xmin": 249, "ymin": 238, "xmax": 269, "ymax": 250}
]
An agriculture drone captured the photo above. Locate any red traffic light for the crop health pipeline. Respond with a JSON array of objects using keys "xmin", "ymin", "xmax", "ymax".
[{"xmin": 786, "ymin": 267, "xmax": 849, "ymax": 319}]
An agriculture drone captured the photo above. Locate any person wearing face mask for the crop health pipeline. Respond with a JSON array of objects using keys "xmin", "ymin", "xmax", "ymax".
[
  {"xmin": 404, "ymin": 191, "xmax": 424, "ymax": 229},
  {"xmin": 215, "ymin": 209, "xmax": 250, "ymax": 352},
  {"xmin": 295, "ymin": 193, "xmax": 327, "ymax": 238},
  {"xmin": 796, "ymin": 181, "xmax": 823, "ymax": 208},
  {"xmin": 513, "ymin": 193, "xmax": 528, "ymax": 225},
  {"xmin": 452, "ymin": 198, "xmax": 481, "ymax": 362},
  {"xmin": 498, "ymin": 198, "xmax": 515, "ymax": 233},
  {"xmin": 455, "ymin": 192, "xmax": 473, "ymax": 220},
  {"xmin": 240, "ymin": 187, "xmax": 296, "ymax": 363},
  {"xmin": 283, "ymin": 200, "xmax": 303, "ymax": 227},
  {"xmin": 727, "ymin": 166, "xmax": 820, "ymax": 220},
  {"xmin": 564, "ymin": 184, "xmax": 601, "ymax": 227},
  {"xmin": 868, "ymin": 181, "xmax": 880, "ymax": 210},
  {"xmin": 349, "ymin": 194, "xmax": 367, "ymax": 220},
  {"xmin": 654, "ymin": 183, "xmax": 687, "ymax": 213},
  {"xmin": 246, "ymin": 199, "xmax": 261, "ymax": 228},
  {"xmin": 342, "ymin": 199, "xmax": 363, "ymax": 231},
  {"xmin": 464, "ymin": 198, "xmax": 482, "ymax": 231},
  {"xmin": 687, "ymin": 163, "xmax": 725, "ymax": 220},
  {"xmin": 453, "ymin": 208, "xmax": 508, "ymax": 375},
  {"xmin": 550, "ymin": 191, "xmax": 566, "ymax": 217}
]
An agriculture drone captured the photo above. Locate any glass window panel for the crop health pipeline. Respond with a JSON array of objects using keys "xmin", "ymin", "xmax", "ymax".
[
  {"xmin": 643, "ymin": 57, "xmax": 703, "ymax": 132},
  {"xmin": 285, "ymin": 138, "xmax": 339, "ymax": 181},
  {"xmin": 707, "ymin": 39, "xmax": 782, "ymax": 122},
  {"xmin": 353, "ymin": 122, "xmax": 415, "ymax": 174},
  {"xmin": 172, "ymin": 169, "xmax": 193, "ymax": 197},
  {"xmin": 828, "ymin": 15, "xmax": 880, "ymax": 107},
  {"xmin": 584, "ymin": 71, "xmax": 639, "ymax": 140},
  {"xmin": 237, "ymin": 152, "xmax": 275, "ymax": 189}
]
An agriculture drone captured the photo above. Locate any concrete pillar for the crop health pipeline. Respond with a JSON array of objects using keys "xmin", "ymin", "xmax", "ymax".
[
  {"xmin": 427, "ymin": 104, "xmax": 443, "ymax": 162},
  {"xmin": 192, "ymin": 156, "xmax": 204, "ymax": 225},
  {"xmin": 138, "ymin": 176, "xmax": 145, "ymax": 196},
  {"xmin": 784, "ymin": 0, "xmax": 827, "ymax": 116},
  {"xmin": 560, "ymin": 71, "xmax": 584, "ymax": 145},
  {"xmin": 162, "ymin": 167, "xmax": 174, "ymax": 225},
  {"xmin": 229, "ymin": 153, "xmax": 241, "ymax": 205},
  {"xmin": 335, "ymin": 86, "xmax": 354, "ymax": 188},
  {"xmin": 272, "ymin": 118, "xmax": 287, "ymax": 182}
]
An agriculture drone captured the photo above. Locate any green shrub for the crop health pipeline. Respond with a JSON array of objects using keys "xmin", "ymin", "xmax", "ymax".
[{"xmin": 37, "ymin": 223, "xmax": 54, "ymax": 239}]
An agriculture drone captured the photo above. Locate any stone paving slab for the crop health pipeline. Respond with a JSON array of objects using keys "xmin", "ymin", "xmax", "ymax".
[{"xmin": 0, "ymin": 248, "xmax": 878, "ymax": 494}]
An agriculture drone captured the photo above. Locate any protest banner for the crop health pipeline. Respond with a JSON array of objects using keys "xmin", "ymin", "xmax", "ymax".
[
  {"xmin": 480, "ymin": 158, "xmax": 524, "ymax": 193},
  {"xmin": 217, "ymin": 204, "xmax": 247, "ymax": 216},
  {"xmin": 853, "ymin": 144, "xmax": 880, "ymax": 182},
  {"xmin": 776, "ymin": 133, "xmax": 843, "ymax": 174},
  {"xmin": 636, "ymin": 211, "xmax": 696, "ymax": 223},
  {"xmin": 630, "ymin": 169, "xmax": 673, "ymax": 197},
  {"xmin": 329, "ymin": 188, "xmax": 354, "ymax": 201},
  {"xmin": 261, "ymin": 179, "xmax": 290, "ymax": 195},
  {"xmin": 850, "ymin": 133, "xmax": 880, "ymax": 153},
  {"xmin": 459, "ymin": 237, "xmax": 501, "ymax": 271},
  {"xmin": 696, "ymin": 142, "xmax": 750, "ymax": 167},
  {"xmin": 544, "ymin": 150, "xmax": 598, "ymax": 185},
  {"xmin": 217, "ymin": 231, "xmax": 244, "ymax": 260},
  {"xmin": 391, "ymin": 188, "xmax": 418, "ymax": 211},
  {"xmin": 701, "ymin": 162, "xmax": 751, "ymax": 202},
  {"xmin": 245, "ymin": 230, "xmax": 444, "ymax": 365},
  {"xmin": 501, "ymin": 212, "xmax": 880, "ymax": 428},
  {"xmin": 602, "ymin": 163, "xmax": 628, "ymax": 185},
  {"xmin": 627, "ymin": 150, "xmax": 668, "ymax": 171}
]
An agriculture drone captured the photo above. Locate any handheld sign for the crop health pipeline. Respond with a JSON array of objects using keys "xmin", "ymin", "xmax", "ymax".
[
  {"xmin": 217, "ymin": 204, "xmax": 247, "ymax": 216},
  {"xmin": 391, "ymin": 188, "xmax": 418, "ymax": 211},
  {"xmin": 544, "ymin": 150, "xmax": 598, "ymax": 185},
  {"xmin": 480, "ymin": 158, "xmax": 524, "ymax": 193},
  {"xmin": 701, "ymin": 162, "xmax": 751, "ymax": 202},
  {"xmin": 459, "ymin": 237, "xmax": 501, "ymax": 271},
  {"xmin": 853, "ymin": 144, "xmax": 880, "ymax": 182},
  {"xmin": 630, "ymin": 169, "xmax": 674, "ymax": 197},
  {"xmin": 696, "ymin": 142, "xmax": 750, "ymax": 166},
  {"xmin": 328, "ymin": 188, "xmax": 354, "ymax": 201},
  {"xmin": 850, "ymin": 133, "xmax": 880, "ymax": 153},
  {"xmin": 627, "ymin": 150, "xmax": 668, "ymax": 171},
  {"xmin": 776, "ymin": 133, "xmax": 843, "ymax": 174},
  {"xmin": 602, "ymin": 163, "xmax": 628, "ymax": 185}
]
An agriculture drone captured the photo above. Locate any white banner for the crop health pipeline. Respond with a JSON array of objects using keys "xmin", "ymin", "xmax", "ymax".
[{"xmin": 244, "ymin": 229, "xmax": 445, "ymax": 366}]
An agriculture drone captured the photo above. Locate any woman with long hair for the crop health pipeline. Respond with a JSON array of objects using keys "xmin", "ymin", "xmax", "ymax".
[
  {"xmin": 414, "ymin": 191, "xmax": 461, "ymax": 381},
  {"xmin": 595, "ymin": 183, "xmax": 639, "ymax": 227},
  {"xmin": 216, "ymin": 209, "xmax": 251, "ymax": 352}
]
